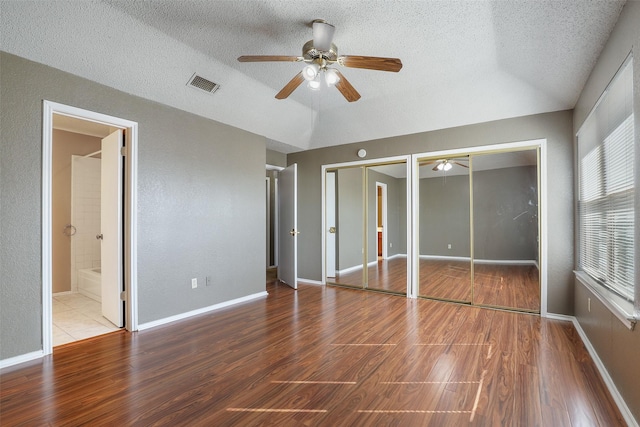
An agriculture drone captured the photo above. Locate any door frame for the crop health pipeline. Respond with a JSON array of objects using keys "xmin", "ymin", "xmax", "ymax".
[
  {"xmin": 266, "ymin": 164, "xmax": 284, "ymax": 268},
  {"xmin": 265, "ymin": 176, "xmax": 271, "ymax": 266},
  {"xmin": 410, "ymin": 139, "xmax": 547, "ymax": 314},
  {"xmin": 42, "ymin": 100, "xmax": 139, "ymax": 355}
]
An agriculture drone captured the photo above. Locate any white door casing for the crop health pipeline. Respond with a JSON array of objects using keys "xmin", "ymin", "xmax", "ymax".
[
  {"xmin": 39, "ymin": 100, "xmax": 138, "ymax": 359},
  {"xmin": 101, "ymin": 130, "xmax": 124, "ymax": 327},
  {"xmin": 278, "ymin": 164, "xmax": 297, "ymax": 289}
]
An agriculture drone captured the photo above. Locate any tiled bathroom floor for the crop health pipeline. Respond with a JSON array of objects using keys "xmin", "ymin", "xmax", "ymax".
[{"xmin": 53, "ymin": 293, "xmax": 120, "ymax": 346}]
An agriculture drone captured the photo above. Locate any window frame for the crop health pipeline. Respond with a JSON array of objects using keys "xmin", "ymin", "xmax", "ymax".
[{"xmin": 575, "ymin": 54, "xmax": 637, "ymax": 327}]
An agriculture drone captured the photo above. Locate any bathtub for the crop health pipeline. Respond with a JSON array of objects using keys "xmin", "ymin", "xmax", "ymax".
[{"xmin": 78, "ymin": 267, "xmax": 101, "ymax": 302}]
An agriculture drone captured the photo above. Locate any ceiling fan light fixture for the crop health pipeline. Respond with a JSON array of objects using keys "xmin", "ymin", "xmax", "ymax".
[
  {"xmin": 443, "ymin": 162, "xmax": 453, "ymax": 171},
  {"xmin": 436, "ymin": 162, "xmax": 445, "ymax": 171},
  {"xmin": 308, "ymin": 78, "xmax": 321, "ymax": 91},
  {"xmin": 325, "ymin": 68, "xmax": 340, "ymax": 86},
  {"xmin": 303, "ymin": 63, "xmax": 320, "ymax": 81}
]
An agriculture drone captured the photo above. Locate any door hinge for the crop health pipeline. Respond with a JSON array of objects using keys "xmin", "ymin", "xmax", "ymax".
[
  {"xmin": 120, "ymin": 291, "xmax": 126, "ymax": 301},
  {"xmin": 120, "ymin": 146, "xmax": 127, "ymax": 156}
]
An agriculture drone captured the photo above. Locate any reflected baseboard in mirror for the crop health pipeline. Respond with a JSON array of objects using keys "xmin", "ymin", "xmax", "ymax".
[{"xmin": 329, "ymin": 256, "xmax": 407, "ymax": 295}]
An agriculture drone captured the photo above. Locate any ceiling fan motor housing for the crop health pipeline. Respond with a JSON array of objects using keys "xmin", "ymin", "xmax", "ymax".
[{"xmin": 302, "ymin": 40, "xmax": 338, "ymax": 62}]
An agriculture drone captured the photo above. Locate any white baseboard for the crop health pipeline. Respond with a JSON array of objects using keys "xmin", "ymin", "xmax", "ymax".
[
  {"xmin": 419, "ymin": 255, "xmax": 537, "ymax": 266},
  {"xmin": 52, "ymin": 290, "xmax": 74, "ymax": 296},
  {"xmin": 0, "ymin": 350, "xmax": 45, "ymax": 371},
  {"xmin": 138, "ymin": 291, "xmax": 268, "ymax": 331},
  {"xmin": 298, "ymin": 278, "xmax": 324, "ymax": 286},
  {"xmin": 545, "ymin": 312, "xmax": 638, "ymax": 427},
  {"xmin": 419, "ymin": 254, "xmax": 471, "ymax": 262}
]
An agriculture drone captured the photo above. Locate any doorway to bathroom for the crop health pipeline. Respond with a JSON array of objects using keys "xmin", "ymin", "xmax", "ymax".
[{"xmin": 43, "ymin": 101, "xmax": 138, "ymax": 354}]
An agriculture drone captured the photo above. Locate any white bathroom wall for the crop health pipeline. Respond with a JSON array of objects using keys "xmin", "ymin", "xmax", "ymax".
[{"xmin": 70, "ymin": 156, "xmax": 101, "ymax": 291}]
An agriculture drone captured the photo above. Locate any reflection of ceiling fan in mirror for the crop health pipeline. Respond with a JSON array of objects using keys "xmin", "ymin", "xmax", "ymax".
[
  {"xmin": 424, "ymin": 159, "xmax": 469, "ymax": 171},
  {"xmin": 237, "ymin": 19, "xmax": 403, "ymax": 102}
]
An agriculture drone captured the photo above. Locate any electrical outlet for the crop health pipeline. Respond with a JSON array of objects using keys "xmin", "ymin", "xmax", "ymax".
[
  {"xmin": 447, "ymin": 244, "xmax": 452, "ymax": 250},
  {"xmin": 588, "ymin": 297, "xmax": 591, "ymax": 312},
  {"xmin": 206, "ymin": 276, "xmax": 212, "ymax": 286},
  {"xmin": 191, "ymin": 278, "xmax": 197, "ymax": 289}
]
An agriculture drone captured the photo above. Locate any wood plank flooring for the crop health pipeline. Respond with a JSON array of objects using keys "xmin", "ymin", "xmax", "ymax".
[
  {"xmin": 331, "ymin": 258, "xmax": 540, "ymax": 312},
  {"xmin": 0, "ymin": 281, "xmax": 623, "ymax": 426}
]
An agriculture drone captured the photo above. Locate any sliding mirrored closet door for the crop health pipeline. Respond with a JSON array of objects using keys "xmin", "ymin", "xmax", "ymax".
[
  {"xmin": 326, "ymin": 162, "xmax": 409, "ymax": 295},
  {"xmin": 472, "ymin": 149, "xmax": 540, "ymax": 312},
  {"xmin": 417, "ymin": 157, "xmax": 472, "ymax": 302}
]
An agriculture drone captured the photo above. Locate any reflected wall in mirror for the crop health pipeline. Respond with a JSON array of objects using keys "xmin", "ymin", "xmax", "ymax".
[
  {"xmin": 418, "ymin": 157, "xmax": 472, "ymax": 302},
  {"xmin": 330, "ymin": 167, "xmax": 364, "ymax": 288},
  {"xmin": 472, "ymin": 149, "xmax": 540, "ymax": 312},
  {"xmin": 366, "ymin": 163, "xmax": 408, "ymax": 294}
]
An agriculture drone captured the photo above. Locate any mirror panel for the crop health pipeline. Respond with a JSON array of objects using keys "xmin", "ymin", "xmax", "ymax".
[
  {"xmin": 471, "ymin": 149, "xmax": 540, "ymax": 312},
  {"xmin": 365, "ymin": 163, "xmax": 408, "ymax": 295},
  {"xmin": 417, "ymin": 157, "xmax": 472, "ymax": 302},
  {"xmin": 328, "ymin": 167, "xmax": 365, "ymax": 288}
]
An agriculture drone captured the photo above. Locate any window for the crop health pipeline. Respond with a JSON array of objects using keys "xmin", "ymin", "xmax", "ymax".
[{"xmin": 577, "ymin": 56, "xmax": 635, "ymax": 319}]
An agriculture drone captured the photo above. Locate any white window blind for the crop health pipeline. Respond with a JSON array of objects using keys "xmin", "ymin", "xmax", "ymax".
[{"xmin": 577, "ymin": 56, "xmax": 634, "ymax": 304}]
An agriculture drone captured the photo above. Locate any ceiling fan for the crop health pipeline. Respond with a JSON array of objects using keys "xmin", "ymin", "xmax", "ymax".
[
  {"xmin": 237, "ymin": 20, "xmax": 403, "ymax": 102},
  {"xmin": 424, "ymin": 159, "xmax": 469, "ymax": 172}
]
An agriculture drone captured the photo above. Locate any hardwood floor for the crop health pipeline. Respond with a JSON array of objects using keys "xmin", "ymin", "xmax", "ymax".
[
  {"xmin": 331, "ymin": 258, "xmax": 540, "ymax": 312},
  {"xmin": 0, "ymin": 282, "xmax": 623, "ymax": 426}
]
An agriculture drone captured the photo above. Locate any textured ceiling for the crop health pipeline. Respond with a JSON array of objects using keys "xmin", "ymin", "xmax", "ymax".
[{"xmin": 0, "ymin": 1, "xmax": 625, "ymax": 153}]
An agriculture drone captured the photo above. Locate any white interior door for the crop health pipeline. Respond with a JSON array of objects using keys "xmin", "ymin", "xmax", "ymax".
[
  {"xmin": 278, "ymin": 164, "xmax": 297, "ymax": 289},
  {"xmin": 326, "ymin": 171, "xmax": 336, "ymax": 277},
  {"xmin": 101, "ymin": 129, "xmax": 123, "ymax": 327}
]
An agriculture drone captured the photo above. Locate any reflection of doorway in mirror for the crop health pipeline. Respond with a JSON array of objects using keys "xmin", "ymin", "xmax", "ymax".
[{"xmin": 376, "ymin": 182, "xmax": 387, "ymax": 260}]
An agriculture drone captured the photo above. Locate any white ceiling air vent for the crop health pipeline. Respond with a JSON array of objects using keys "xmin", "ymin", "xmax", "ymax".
[{"xmin": 187, "ymin": 73, "xmax": 220, "ymax": 95}]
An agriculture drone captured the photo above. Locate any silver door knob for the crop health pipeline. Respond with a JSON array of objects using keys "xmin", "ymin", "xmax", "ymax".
[
  {"xmin": 329, "ymin": 226, "xmax": 336, "ymax": 234},
  {"xmin": 96, "ymin": 234, "xmax": 103, "ymax": 240},
  {"xmin": 289, "ymin": 229, "xmax": 300, "ymax": 236}
]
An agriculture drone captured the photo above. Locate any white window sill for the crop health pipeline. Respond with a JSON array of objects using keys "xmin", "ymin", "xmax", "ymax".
[{"xmin": 574, "ymin": 271, "xmax": 637, "ymax": 330}]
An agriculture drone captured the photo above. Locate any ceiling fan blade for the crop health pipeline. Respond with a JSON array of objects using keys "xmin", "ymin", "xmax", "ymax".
[
  {"xmin": 275, "ymin": 72, "xmax": 305, "ymax": 99},
  {"xmin": 432, "ymin": 164, "xmax": 440, "ymax": 171},
  {"xmin": 454, "ymin": 161, "xmax": 469, "ymax": 168},
  {"xmin": 338, "ymin": 55, "xmax": 403, "ymax": 72},
  {"xmin": 312, "ymin": 21, "xmax": 335, "ymax": 51},
  {"xmin": 238, "ymin": 55, "xmax": 301, "ymax": 62},
  {"xmin": 334, "ymin": 71, "xmax": 361, "ymax": 102}
]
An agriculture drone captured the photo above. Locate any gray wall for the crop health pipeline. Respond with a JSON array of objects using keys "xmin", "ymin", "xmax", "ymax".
[
  {"xmin": 0, "ymin": 53, "xmax": 266, "ymax": 360},
  {"xmin": 419, "ymin": 165, "xmax": 538, "ymax": 261},
  {"xmin": 266, "ymin": 149, "xmax": 286, "ymax": 168},
  {"xmin": 288, "ymin": 110, "xmax": 573, "ymax": 314},
  {"xmin": 419, "ymin": 174, "xmax": 471, "ymax": 258},
  {"xmin": 572, "ymin": 1, "xmax": 640, "ymax": 421},
  {"xmin": 473, "ymin": 166, "xmax": 538, "ymax": 261}
]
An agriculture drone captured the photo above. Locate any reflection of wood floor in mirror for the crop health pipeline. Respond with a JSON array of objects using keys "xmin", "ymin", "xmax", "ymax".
[
  {"xmin": 330, "ymin": 258, "xmax": 540, "ymax": 312},
  {"xmin": 419, "ymin": 260, "xmax": 473, "ymax": 302},
  {"xmin": 473, "ymin": 264, "xmax": 540, "ymax": 312},
  {"xmin": 331, "ymin": 257, "xmax": 408, "ymax": 294}
]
